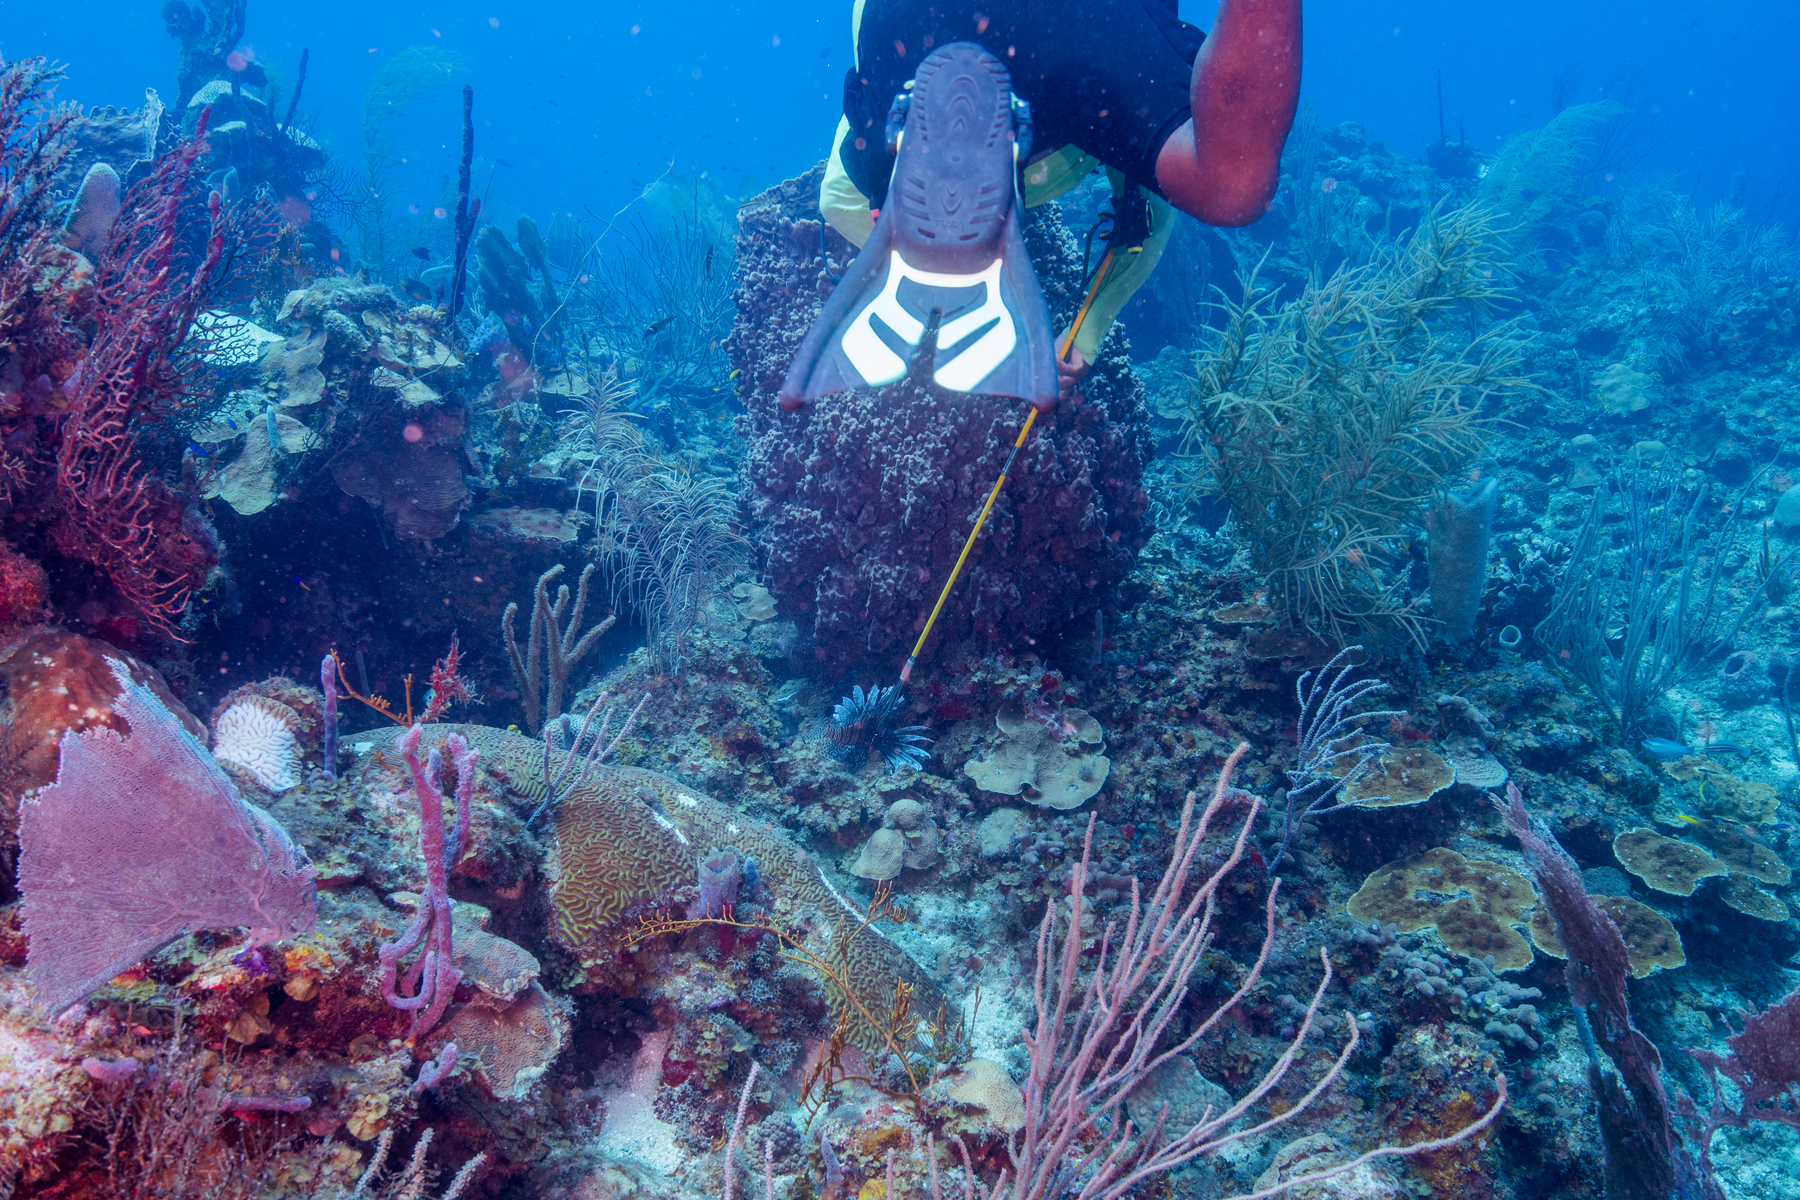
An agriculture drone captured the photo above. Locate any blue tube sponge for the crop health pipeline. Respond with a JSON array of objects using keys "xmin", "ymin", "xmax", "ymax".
[
  {"xmin": 1425, "ymin": 478, "xmax": 1499, "ymax": 643},
  {"xmin": 695, "ymin": 847, "xmax": 743, "ymax": 918}
]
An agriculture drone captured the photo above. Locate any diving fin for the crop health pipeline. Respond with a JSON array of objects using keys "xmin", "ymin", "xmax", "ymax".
[{"xmin": 779, "ymin": 42, "xmax": 1058, "ymax": 413}]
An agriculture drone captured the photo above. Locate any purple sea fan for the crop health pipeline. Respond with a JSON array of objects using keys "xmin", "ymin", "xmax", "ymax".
[{"xmin": 18, "ymin": 657, "xmax": 318, "ymax": 1015}]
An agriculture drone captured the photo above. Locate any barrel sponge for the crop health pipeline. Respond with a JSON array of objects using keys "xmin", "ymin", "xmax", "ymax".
[
  {"xmin": 731, "ymin": 166, "xmax": 1152, "ymax": 673},
  {"xmin": 1423, "ymin": 477, "xmax": 1499, "ymax": 643}
]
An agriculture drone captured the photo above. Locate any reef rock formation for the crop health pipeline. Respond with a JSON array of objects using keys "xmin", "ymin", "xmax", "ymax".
[
  {"xmin": 384, "ymin": 724, "xmax": 944, "ymax": 1058},
  {"xmin": 731, "ymin": 165, "xmax": 1153, "ymax": 674}
]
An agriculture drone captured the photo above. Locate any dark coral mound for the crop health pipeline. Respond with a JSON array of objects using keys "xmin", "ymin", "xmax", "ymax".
[{"xmin": 731, "ymin": 165, "xmax": 1153, "ymax": 675}]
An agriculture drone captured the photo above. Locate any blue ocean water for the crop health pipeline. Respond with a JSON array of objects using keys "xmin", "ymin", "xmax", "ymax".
[
  {"xmin": 8, "ymin": 0, "xmax": 1796, "ymax": 223},
  {"xmin": 2, "ymin": 1, "xmax": 1799, "ymax": 1198}
]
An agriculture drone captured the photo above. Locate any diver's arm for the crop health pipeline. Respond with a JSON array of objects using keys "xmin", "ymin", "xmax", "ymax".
[{"xmin": 1155, "ymin": 0, "xmax": 1301, "ymax": 228}]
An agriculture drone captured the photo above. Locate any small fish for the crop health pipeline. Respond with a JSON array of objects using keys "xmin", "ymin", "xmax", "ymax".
[
  {"xmin": 1672, "ymin": 813, "xmax": 1701, "ymax": 826},
  {"xmin": 497, "ymin": 158, "xmax": 517, "ymax": 169},
  {"xmin": 643, "ymin": 316, "xmax": 674, "ymax": 337},
  {"xmin": 1519, "ymin": 188, "xmax": 1541, "ymax": 201},
  {"xmin": 704, "ymin": 245, "xmax": 714, "ymax": 277},
  {"xmin": 728, "ymin": 367, "xmax": 741, "ymax": 379},
  {"xmin": 292, "ymin": 576, "xmax": 312, "ymax": 592},
  {"xmin": 1700, "ymin": 741, "xmax": 1749, "ymax": 757},
  {"xmin": 1641, "ymin": 738, "xmax": 1691, "ymax": 760},
  {"xmin": 401, "ymin": 278, "xmax": 432, "ymax": 302},
  {"xmin": 411, "ymin": 247, "xmax": 432, "ymax": 261},
  {"xmin": 819, "ymin": 47, "xmax": 831, "ymax": 57}
]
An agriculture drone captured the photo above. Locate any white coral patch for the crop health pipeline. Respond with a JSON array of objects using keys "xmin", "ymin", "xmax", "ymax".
[{"xmin": 212, "ymin": 700, "xmax": 302, "ymax": 791}]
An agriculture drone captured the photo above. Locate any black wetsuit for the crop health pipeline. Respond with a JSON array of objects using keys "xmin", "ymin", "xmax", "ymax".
[{"xmin": 839, "ymin": 0, "xmax": 1205, "ymax": 210}]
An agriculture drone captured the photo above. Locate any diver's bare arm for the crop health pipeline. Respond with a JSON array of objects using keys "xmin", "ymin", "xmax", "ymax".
[{"xmin": 1155, "ymin": 0, "xmax": 1301, "ymax": 227}]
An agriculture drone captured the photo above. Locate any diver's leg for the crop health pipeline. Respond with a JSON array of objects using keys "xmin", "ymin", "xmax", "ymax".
[{"xmin": 1155, "ymin": 0, "xmax": 1301, "ymax": 228}]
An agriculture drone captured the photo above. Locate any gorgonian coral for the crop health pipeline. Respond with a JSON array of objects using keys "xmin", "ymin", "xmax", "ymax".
[{"xmin": 0, "ymin": 58, "xmax": 275, "ymax": 641}]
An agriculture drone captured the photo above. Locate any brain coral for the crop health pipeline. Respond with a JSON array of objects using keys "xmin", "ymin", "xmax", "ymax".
[
  {"xmin": 391, "ymin": 725, "xmax": 946, "ymax": 1058},
  {"xmin": 730, "ymin": 166, "xmax": 1153, "ymax": 673},
  {"xmin": 211, "ymin": 696, "xmax": 304, "ymax": 792},
  {"xmin": 1347, "ymin": 848, "xmax": 1537, "ymax": 971}
]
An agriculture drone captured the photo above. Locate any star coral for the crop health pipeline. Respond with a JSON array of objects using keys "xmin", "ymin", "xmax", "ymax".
[
  {"xmin": 1612, "ymin": 827, "xmax": 1729, "ymax": 897},
  {"xmin": 1527, "ymin": 894, "xmax": 1685, "ymax": 977}
]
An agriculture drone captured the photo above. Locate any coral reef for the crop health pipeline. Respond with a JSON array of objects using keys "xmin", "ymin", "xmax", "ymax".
[{"xmin": 4, "ymin": 37, "xmax": 1800, "ymax": 1200}]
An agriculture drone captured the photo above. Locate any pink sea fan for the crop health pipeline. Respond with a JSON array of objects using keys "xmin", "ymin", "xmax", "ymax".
[{"xmin": 18, "ymin": 657, "xmax": 317, "ymax": 1015}]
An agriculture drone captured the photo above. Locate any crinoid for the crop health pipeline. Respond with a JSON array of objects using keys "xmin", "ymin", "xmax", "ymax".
[{"xmin": 825, "ymin": 685, "xmax": 931, "ymax": 774}]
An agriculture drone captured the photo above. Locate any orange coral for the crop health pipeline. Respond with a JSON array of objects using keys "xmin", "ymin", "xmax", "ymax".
[{"xmin": 0, "ymin": 629, "xmax": 204, "ymax": 840}]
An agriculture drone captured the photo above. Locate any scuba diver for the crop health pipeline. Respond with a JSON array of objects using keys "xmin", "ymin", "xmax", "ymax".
[{"xmin": 780, "ymin": 0, "xmax": 1301, "ymax": 413}]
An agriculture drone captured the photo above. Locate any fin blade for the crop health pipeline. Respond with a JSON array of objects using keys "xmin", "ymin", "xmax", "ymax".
[
  {"xmin": 933, "ymin": 203, "xmax": 1056, "ymax": 410},
  {"xmin": 778, "ymin": 219, "xmax": 903, "ymax": 408}
]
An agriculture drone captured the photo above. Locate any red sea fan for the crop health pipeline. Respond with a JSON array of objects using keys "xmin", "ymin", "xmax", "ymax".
[
  {"xmin": 0, "ymin": 59, "xmax": 82, "ymax": 493},
  {"xmin": 50, "ymin": 112, "xmax": 229, "ymax": 639},
  {"xmin": 18, "ymin": 656, "xmax": 317, "ymax": 1015},
  {"xmin": 1686, "ymin": 985, "xmax": 1800, "ymax": 1173}
]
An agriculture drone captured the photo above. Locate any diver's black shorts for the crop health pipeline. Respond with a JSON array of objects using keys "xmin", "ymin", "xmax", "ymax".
[{"xmin": 839, "ymin": 0, "xmax": 1204, "ymax": 210}]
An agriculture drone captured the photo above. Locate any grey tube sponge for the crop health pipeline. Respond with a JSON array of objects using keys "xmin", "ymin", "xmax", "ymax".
[{"xmin": 1425, "ymin": 477, "xmax": 1500, "ymax": 643}]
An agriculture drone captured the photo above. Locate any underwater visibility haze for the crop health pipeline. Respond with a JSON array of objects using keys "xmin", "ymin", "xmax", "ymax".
[{"xmin": 1, "ymin": 0, "xmax": 1799, "ymax": 1197}]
